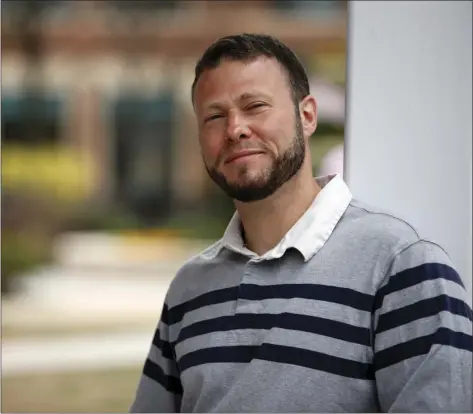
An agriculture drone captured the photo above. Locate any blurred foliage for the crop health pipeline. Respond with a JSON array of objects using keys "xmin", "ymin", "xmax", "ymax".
[
  {"xmin": 1, "ymin": 144, "xmax": 92, "ymax": 295},
  {"xmin": 1, "ymin": 231, "xmax": 52, "ymax": 295},
  {"xmin": 310, "ymin": 131, "xmax": 344, "ymax": 172},
  {"xmin": 1, "ymin": 189, "xmax": 64, "ymax": 295},
  {"xmin": 64, "ymin": 204, "xmax": 142, "ymax": 233},
  {"xmin": 161, "ymin": 212, "xmax": 230, "ymax": 240},
  {"xmin": 63, "ymin": 201, "xmax": 230, "ymax": 240},
  {"xmin": 2, "ymin": 145, "xmax": 94, "ymax": 202},
  {"xmin": 309, "ymin": 53, "xmax": 346, "ymax": 86}
]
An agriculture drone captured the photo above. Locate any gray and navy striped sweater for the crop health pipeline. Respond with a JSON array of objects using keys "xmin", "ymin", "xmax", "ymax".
[{"xmin": 131, "ymin": 200, "xmax": 472, "ymax": 412}]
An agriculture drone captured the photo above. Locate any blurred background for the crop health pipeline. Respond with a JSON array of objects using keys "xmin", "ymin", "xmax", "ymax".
[{"xmin": 1, "ymin": 0, "xmax": 347, "ymax": 412}]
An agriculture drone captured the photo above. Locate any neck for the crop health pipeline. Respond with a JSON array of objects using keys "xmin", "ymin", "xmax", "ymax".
[{"xmin": 235, "ymin": 163, "xmax": 321, "ymax": 256}]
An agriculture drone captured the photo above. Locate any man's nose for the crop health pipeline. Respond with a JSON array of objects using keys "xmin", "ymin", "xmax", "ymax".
[{"xmin": 226, "ymin": 112, "xmax": 251, "ymax": 141}]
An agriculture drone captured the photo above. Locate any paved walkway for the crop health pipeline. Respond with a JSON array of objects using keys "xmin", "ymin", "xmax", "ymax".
[
  {"xmin": 2, "ymin": 263, "xmax": 177, "ymax": 377},
  {"xmin": 2, "ymin": 235, "xmax": 212, "ymax": 377},
  {"xmin": 3, "ymin": 264, "xmax": 175, "ymax": 327},
  {"xmin": 2, "ymin": 331, "xmax": 153, "ymax": 376}
]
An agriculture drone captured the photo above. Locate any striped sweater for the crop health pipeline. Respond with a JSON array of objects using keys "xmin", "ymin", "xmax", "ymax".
[{"xmin": 130, "ymin": 176, "xmax": 472, "ymax": 413}]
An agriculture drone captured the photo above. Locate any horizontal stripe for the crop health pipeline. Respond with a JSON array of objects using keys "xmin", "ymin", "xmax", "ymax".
[
  {"xmin": 166, "ymin": 287, "xmax": 238, "ymax": 325},
  {"xmin": 375, "ymin": 310, "xmax": 473, "ymax": 351},
  {"xmin": 376, "ymin": 294, "xmax": 473, "ymax": 334},
  {"xmin": 377, "ymin": 279, "xmax": 468, "ymax": 322},
  {"xmin": 178, "ymin": 344, "xmax": 374, "ymax": 380},
  {"xmin": 236, "ymin": 297, "xmax": 372, "ymax": 328},
  {"xmin": 238, "ymin": 284, "xmax": 374, "ymax": 312},
  {"xmin": 374, "ymin": 327, "xmax": 473, "ymax": 371},
  {"xmin": 176, "ymin": 312, "xmax": 371, "ymax": 347},
  {"xmin": 143, "ymin": 358, "xmax": 183, "ymax": 394},
  {"xmin": 160, "ymin": 303, "xmax": 169, "ymax": 324},
  {"xmin": 374, "ymin": 263, "xmax": 465, "ymax": 310},
  {"xmin": 174, "ymin": 328, "xmax": 373, "ymax": 365},
  {"xmin": 173, "ymin": 301, "xmax": 236, "ymax": 330},
  {"xmin": 166, "ymin": 284, "xmax": 374, "ymax": 326},
  {"xmin": 378, "ymin": 294, "xmax": 473, "ymax": 334},
  {"xmin": 152, "ymin": 329, "xmax": 174, "ymax": 360},
  {"xmin": 179, "ymin": 345, "xmax": 255, "ymax": 371}
]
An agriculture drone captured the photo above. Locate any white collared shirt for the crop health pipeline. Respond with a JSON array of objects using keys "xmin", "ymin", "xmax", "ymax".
[{"xmin": 208, "ymin": 174, "xmax": 352, "ymax": 262}]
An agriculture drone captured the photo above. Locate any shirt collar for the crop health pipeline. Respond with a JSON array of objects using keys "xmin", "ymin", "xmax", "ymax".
[{"xmin": 205, "ymin": 174, "xmax": 352, "ymax": 261}]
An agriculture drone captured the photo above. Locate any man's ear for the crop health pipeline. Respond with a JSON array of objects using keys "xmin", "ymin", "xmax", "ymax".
[{"xmin": 299, "ymin": 95, "xmax": 318, "ymax": 138}]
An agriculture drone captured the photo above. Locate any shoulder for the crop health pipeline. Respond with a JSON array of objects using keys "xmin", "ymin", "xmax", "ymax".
[
  {"xmin": 347, "ymin": 199, "xmax": 421, "ymax": 239},
  {"xmin": 340, "ymin": 198, "xmax": 458, "ymax": 277},
  {"xmin": 345, "ymin": 199, "xmax": 466, "ymax": 292},
  {"xmin": 343, "ymin": 198, "xmax": 451, "ymax": 252},
  {"xmin": 163, "ymin": 239, "xmax": 224, "ymax": 307},
  {"xmin": 337, "ymin": 198, "xmax": 422, "ymax": 258},
  {"xmin": 348, "ymin": 198, "xmax": 450, "ymax": 254}
]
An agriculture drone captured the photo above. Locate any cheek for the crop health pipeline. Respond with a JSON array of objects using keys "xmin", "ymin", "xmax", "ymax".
[
  {"xmin": 252, "ymin": 121, "xmax": 290, "ymax": 153},
  {"xmin": 199, "ymin": 133, "xmax": 223, "ymax": 164}
]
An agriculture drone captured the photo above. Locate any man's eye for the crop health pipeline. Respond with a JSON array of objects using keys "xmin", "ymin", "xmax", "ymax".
[
  {"xmin": 247, "ymin": 103, "xmax": 266, "ymax": 110},
  {"xmin": 204, "ymin": 114, "xmax": 222, "ymax": 123}
]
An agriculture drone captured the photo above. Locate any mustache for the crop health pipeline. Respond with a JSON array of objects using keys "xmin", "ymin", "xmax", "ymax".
[{"xmin": 217, "ymin": 142, "xmax": 268, "ymax": 164}]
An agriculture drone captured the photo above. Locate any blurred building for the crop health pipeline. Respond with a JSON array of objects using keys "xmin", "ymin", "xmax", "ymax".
[{"xmin": 2, "ymin": 0, "xmax": 347, "ymax": 225}]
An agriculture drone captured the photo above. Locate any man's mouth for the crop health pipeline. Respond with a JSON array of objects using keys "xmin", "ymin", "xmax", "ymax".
[{"xmin": 224, "ymin": 150, "xmax": 265, "ymax": 164}]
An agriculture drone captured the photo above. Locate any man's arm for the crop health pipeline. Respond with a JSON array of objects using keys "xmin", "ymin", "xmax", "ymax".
[
  {"xmin": 373, "ymin": 240, "xmax": 472, "ymax": 412},
  {"xmin": 130, "ymin": 302, "xmax": 182, "ymax": 413}
]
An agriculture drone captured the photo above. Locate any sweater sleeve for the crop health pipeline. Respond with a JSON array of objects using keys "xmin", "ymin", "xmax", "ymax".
[
  {"xmin": 373, "ymin": 240, "xmax": 472, "ymax": 412},
  {"xmin": 130, "ymin": 302, "xmax": 182, "ymax": 413}
]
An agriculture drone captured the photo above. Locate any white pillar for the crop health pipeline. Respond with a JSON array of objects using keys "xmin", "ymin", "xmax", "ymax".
[{"xmin": 345, "ymin": 1, "xmax": 472, "ymax": 296}]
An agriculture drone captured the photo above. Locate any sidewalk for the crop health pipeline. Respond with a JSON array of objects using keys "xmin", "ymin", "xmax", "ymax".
[
  {"xmin": 2, "ymin": 234, "xmax": 216, "ymax": 377},
  {"xmin": 3, "ymin": 233, "xmax": 212, "ymax": 330},
  {"xmin": 1, "ymin": 263, "xmax": 175, "ymax": 376},
  {"xmin": 2, "ymin": 264, "xmax": 174, "ymax": 330},
  {"xmin": 2, "ymin": 330, "xmax": 154, "ymax": 376}
]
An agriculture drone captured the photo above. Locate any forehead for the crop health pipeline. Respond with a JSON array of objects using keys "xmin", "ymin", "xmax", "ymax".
[{"xmin": 194, "ymin": 57, "xmax": 292, "ymax": 108}]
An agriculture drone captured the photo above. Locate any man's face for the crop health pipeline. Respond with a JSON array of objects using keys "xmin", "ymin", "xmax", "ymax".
[{"xmin": 193, "ymin": 57, "xmax": 308, "ymax": 202}]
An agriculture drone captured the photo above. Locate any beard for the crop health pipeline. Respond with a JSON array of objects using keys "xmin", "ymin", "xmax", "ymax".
[{"xmin": 205, "ymin": 116, "xmax": 306, "ymax": 203}]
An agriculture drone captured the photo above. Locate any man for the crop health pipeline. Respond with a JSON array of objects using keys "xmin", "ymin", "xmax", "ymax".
[{"xmin": 130, "ymin": 34, "xmax": 472, "ymax": 412}]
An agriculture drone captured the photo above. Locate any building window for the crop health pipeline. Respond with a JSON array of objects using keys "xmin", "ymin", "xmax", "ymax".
[
  {"xmin": 107, "ymin": 0, "xmax": 177, "ymax": 13},
  {"xmin": 112, "ymin": 92, "xmax": 175, "ymax": 225},
  {"xmin": 270, "ymin": 0, "xmax": 346, "ymax": 19},
  {"xmin": 1, "ymin": 93, "xmax": 63, "ymax": 146}
]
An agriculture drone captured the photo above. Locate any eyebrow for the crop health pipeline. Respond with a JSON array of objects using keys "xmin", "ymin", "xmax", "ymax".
[
  {"xmin": 204, "ymin": 92, "xmax": 272, "ymax": 111},
  {"xmin": 238, "ymin": 92, "xmax": 272, "ymax": 102}
]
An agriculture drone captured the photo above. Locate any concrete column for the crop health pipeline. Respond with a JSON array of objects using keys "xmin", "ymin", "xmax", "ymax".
[{"xmin": 345, "ymin": 1, "xmax": 472, "ymax": 296}]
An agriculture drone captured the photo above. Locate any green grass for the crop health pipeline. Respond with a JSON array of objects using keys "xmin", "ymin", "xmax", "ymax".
[
  {"xmin": 310, "ymin": 134, "xmax": 344, "ymax": 171},
  {"xmin": 2, "ymin": 367, "xmax": 142, "ymax": 413}
]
